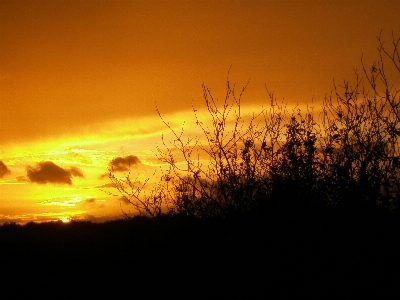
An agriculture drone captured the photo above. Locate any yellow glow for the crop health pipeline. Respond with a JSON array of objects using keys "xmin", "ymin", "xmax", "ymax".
[
  {"xmin": 60, "ymin": 217, "xmax": 70, "ymax": 223},
  {"xmin": 1, "ymin": 1, "xmax": 398, "ymax": 224}
]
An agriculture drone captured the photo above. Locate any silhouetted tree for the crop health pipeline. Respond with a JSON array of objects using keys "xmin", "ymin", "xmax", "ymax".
[{"xmin": 109, "ymin": 32, "xmax": 400, "ymax": 218}]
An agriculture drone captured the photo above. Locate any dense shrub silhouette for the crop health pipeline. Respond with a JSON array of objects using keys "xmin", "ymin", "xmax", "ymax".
[{"xmin": 108, "ymin": 32, "xmax": 400, "ymax": 219}]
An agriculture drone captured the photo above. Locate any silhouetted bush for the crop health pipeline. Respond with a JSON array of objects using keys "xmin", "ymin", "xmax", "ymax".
[{"xmin": 109, "ymin": 33, "xmax": 400, "ymax": 219}]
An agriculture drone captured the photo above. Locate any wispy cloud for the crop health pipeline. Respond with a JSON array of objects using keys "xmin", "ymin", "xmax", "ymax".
[
  {"xmin": 119, "ymin": 196, "xmax": 131, "ymax": 205},
  {"xmin": 83, "ymin": 197, "xmax": 97, "ymax": 204},
  {"xmin": 95, "ymin": 182, "xmax": 116, "ymax": 188},
  {"xmin": 39, "ymin": 196, "xmax": 82, "ymax": 207},
  {"xmin": 0, "ymin": 176, "xmax": 28, "ymax": 185},
  {"xmin": 16, "ymin": 176, "xmax": 29, "ymax": 182},
  {"xmin": 38, "ymin": 196, "xmax": 104, "ymax": 208},
  {"xmin": 26, "ymin": 161, "xmax": 84, "ymax": 185}
]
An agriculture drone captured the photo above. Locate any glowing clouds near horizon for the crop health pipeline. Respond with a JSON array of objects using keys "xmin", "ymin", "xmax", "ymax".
[
  {"xmin": 39, "ymin": 196, "xmax": 82, "ymax": 207},
  {"xmin": 39, "ymin": 196, "xmax": 100, "ymax": 207},
  {"xmin": 26, "ymin": 161, "xmax": 84, "ymax": 185}
]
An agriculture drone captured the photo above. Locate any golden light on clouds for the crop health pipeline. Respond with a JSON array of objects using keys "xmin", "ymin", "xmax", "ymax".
[{"xmin": 1, "ymin": 1, "xmax": 399, "ymax": 224}]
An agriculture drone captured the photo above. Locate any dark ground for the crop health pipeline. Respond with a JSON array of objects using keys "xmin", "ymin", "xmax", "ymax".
[{"xmin": 1, "ymin": 204, "xmax": 400, "ymax": 298}]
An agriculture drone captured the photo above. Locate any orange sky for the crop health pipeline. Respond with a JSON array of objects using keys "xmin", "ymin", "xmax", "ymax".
[{"xmin": 1, "ymin": 0, "xmax": 400, "ymax": 224}]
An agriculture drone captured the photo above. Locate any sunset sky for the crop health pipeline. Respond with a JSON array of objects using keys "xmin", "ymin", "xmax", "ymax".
[{"xmin": 1, "ymin": 0, "xmax": 400, "ymax": 224}]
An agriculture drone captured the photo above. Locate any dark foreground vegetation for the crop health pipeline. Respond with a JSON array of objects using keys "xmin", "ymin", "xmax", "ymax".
[
  {"xmin": 1, "ymin": 208, "xmax": 400, "ymax": 297},
  {"xmin": 2, "ymin": 33, "xmax": 400, "ymax": 297}
]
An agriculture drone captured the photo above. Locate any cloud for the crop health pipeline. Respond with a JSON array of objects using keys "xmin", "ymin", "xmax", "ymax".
[
  {"xmin": 96, "ymin": 182, "xmax": 117, "ymax": 188},
  {"xmin": 26, "ymin": 161, "xmax": 84, "ymax": 185},
  {"xmin": 109, "ymin": 155, "xmax": 141, "ymax": 172},
  {"xmin": 84, "ymin": 197, "xmax": 96, "ymax": 204},
  {"xmin": 0, "ymin": 160, "xmax": 11, "ymax": 178},
  {"xmin": 16, "ymin": 176, "xmax": 29, "ymax": 182},
  {"xmin": 69, "ymin": 166, "xmax": 84, "ymax": 177},
  {"xmin": 119, "ymin": 196, "xmax": 131, "ymax": 205},
  {"xmin": 39, "ymin": 197, "xmax": 82, "ymax": 207}
]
